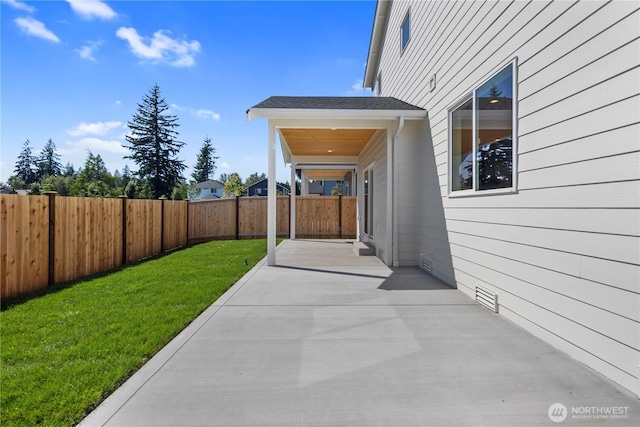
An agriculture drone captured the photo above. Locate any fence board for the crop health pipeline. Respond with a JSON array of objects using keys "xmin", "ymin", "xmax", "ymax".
[
  {"xmin": 188, "ymin": 198, "xmax": 236, "ymax": 242},
  {"xmin": 0, "ymin": 195, "xmax": 49, "ymax": 298},
  {"xmin": 163, "ymin": 200, "xmax": 187, "ymax": 250},
  {"xmin": 296, "ymin": 196, "xmax": 340, "ymax": 238},
  {"xmin": 127, "ymin": 199, "xmax": 162, "ymax": 263},
  {"xmin": 341, "ymin": 196, "xmax": 357, "ymax": 238},
  {"xmin": 54, "ymin": 197, "xmax": 123, "ymax": 284}
]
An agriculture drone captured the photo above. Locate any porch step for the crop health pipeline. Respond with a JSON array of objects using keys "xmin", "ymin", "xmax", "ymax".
[{"xmin": 353, "ymin": 241, "xmax": 375, "ymax": 256}]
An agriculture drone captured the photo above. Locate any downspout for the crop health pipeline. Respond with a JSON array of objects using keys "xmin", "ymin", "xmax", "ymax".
[{"xmin": 392, "ymin": 116, "xmax": 405, "ymax": 268}]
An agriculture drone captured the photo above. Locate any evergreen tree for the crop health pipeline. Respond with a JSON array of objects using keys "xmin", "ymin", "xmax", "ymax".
[
  {"xmin": 14, "ymin": 139, "xmax": 37, "ymax": 184},
  {"xmin": 124, "ymin": 84, "xmax": 186, "ymax": 198},
  {"xmin": 63, "ymin": 162, "xmax": 76, "ymax": 177},
  {"xmin": 121, "ymin": 165, "xmax": 132, "ymax": 188},
  {"xmin": 71, "ymin": 151, "xmax": 115, "ymax": 197},
  {"xmin": 191, "ymin": 137, "xmax": 218, "ymax": 183},
  {"xmin": 37, "ymin": 139, "xmax": 62, "ymax": 178},
  {"xmin": 218, "ymin": 173, "xmax": 229, "ymax": 183}
]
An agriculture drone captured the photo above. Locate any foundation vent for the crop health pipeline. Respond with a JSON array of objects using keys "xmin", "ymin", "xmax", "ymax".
[
  {"xmin": 476, "ymin": 285, "xmax": 498, "ymax": 313},
  {"xmin": 420, "ymin": 257, "xmax": 433, "ymax": 274}
]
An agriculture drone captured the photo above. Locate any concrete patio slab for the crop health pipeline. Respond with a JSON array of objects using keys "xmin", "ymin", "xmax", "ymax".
[{"xmin": 81, "ymin": 239, "xmax": 639, "ymax": 426}]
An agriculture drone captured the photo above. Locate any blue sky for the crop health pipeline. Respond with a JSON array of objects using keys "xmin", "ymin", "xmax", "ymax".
[{"xmin": 1, "ymin": 0, "xmax": 375, "ymax": 184}]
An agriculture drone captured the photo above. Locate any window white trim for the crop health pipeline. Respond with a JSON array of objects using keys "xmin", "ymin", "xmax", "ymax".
[
  {"xmin": 401, "ymin": 8, "xmax": 411, "ymax": 53},
  {"xmin": 448, "ymin": 58, "xmax": 518, "ymax": 197},
  {"xmin": 363, "ymin": 163, "xmax": 374, "ymax": 239}
]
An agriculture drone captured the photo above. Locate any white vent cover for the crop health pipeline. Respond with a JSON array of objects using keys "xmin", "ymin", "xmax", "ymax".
[
  {"xmin": 476, "ymin": 285, "xmax": 498, "ymax": 313},
  {"xmin": 420, "ymin": 257, "xmax": 433, "ymax": 274}
]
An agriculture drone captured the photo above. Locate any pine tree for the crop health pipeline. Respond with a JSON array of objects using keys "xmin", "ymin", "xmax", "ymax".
[
  {"xmin": 71, "ymin": 151, "xmax": 114, "ymax": 197},
  {"xmin": 191, "ymin": 137, "xmax": 218, "ymax": 183},
  {"xmin": 14, "ymin": 139, "xmax": 36, "ymax": 184},
  {"xmin": 124, "ymin": 84, "xmax": 186, "ymax": 199},
  {"xmin": 36, "ymin": 139, "xmax": 62, "ymax": 178}
]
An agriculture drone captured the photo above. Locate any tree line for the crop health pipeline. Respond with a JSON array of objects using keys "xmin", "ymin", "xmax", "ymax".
[{"xmin": 2, "ymin": 84, "xmax": 285, "ymax": 200}]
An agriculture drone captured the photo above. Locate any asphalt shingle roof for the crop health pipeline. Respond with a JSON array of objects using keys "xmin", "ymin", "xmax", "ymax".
[{"xmin": 249, "ymin": 96, "xmax": 424, "ymax": 111}]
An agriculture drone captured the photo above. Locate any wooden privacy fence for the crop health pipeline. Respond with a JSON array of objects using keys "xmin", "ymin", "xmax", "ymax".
[
  {"xmin": 188, "ymin": 196, "xmax": 356, "ymax": 242},
  {"xmin": 1, "ymin": 194, "xmax": 356, "ymax": 299},
  {"xmin": 1, "ymin": 193, "xmax": 187, "ymax": 299}
]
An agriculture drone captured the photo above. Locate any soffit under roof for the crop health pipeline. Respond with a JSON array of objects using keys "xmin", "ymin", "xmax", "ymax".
[
  {"xmin": 305, "ymin": 170, "xmax": 351, "ymax": 180},
  {"xmin": 279, "ymin": 128, "xmax": 377, "ymax": 157}
]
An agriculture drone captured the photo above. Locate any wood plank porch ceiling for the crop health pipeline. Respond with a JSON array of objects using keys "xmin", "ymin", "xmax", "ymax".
[{"xmin": 279, "ymin": 128, "xmax": 377, "ymax": 157}]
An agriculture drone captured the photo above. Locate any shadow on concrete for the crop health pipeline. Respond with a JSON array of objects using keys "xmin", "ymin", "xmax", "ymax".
[
  {"xmin": 275, "ymin": 264, "xmax": 388, "ymax": 280},
  {"xmin": 379, "ymin": 267, "xmax": 455, "ymax": 291}
]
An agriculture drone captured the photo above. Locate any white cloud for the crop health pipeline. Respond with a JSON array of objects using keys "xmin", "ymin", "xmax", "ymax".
[
  {"xmin": 170, "ymin": 103, "xmax": 184, "ymax": 111},
  {"xmin": 220, "ymin": 162, "xmax": 230, "ymax": 170},
  {"xmin": 114, "ymin": 100, "xmax": 121, "ymax": 106},
  {"xmin": 67, "ymin": 121, "xmax": 123, "ymax": 137},
  {"xmin": 75, "ymin": 40, "xmax": 103, "ymax": 62},
  {"xmin": 58, "ymin": 138, "xmax": 129, "ymax": 174},
  {"xmin": 66, "ymin": 0, "xmax": 116, "ymax": 20},
  {"xmin": 70, "ymin": 137, "xmax": 128, "ymax": 154},
  {"xmin": 344, "ymin": 79, "xmax": 372, "ymax": 96},
  {"xmin": 196, "ymin": 109, "xmax": 220, "ymax": 120},
  {"xmin": 3, "ymin": 0, "xmax": 36, "ymax": 13},
  {"xmin": 14, "ymin": 16, "xmax": 60, "ymax": 43},
  {"xmin": 116, "ymin": 27, "xmax": 201, "ymax": 67}
]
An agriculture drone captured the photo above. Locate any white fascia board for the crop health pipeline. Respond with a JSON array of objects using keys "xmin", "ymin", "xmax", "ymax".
[
  {"xmin": 364, "ymin": 0, "xmax": 391, "ymax": 88},
  {"xmin": 248, "ymin": 108, "xmax": 425, "ymax": 122}
]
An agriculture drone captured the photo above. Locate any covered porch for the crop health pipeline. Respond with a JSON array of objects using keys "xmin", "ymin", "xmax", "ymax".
[{"xmin": 246, "ymin": 96, "xmax": 426, "ymax": 266}]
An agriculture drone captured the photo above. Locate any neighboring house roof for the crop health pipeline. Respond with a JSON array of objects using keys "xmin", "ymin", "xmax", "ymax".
[
  {"xmin": 246, "ymin": 178, "xmax": 289, "ymax": 194},
  {"xmin": 196, "ymin": 179, "xmax": 224, "ymax": 189}
]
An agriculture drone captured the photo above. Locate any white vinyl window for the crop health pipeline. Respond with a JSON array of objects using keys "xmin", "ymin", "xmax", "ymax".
[
  {"xmin": 401, "ymin": 9, "xmax": 410, "ymax": 52},
  {"xmin": 449, "ymin": 61, "xmax": 517, "ymax": 195}
]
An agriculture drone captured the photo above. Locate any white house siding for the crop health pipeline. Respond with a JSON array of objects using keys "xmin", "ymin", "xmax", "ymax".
[
  {"xmin": 374, "ymin": 0, "xmax": 640, "ymax": 394},
  {"xmin": 358, "ymin": 129, "xmax": 388, "ymax": 263},
  {"xmin": 396, "ymin": 120, "xmax": 422, "ymax": 265}
]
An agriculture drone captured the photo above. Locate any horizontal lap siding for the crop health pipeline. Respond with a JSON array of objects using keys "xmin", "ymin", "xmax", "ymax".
[
  {"xmin": 397, "ymin": 121, "xmax": 422, "ymax": 265},
  {"xmin": 377, "ymin": 0, "xmax": 640, "ymax": 393},
  {"xmin": 358, "ymin": 130, "xmax": 387, "ymax": 260}
]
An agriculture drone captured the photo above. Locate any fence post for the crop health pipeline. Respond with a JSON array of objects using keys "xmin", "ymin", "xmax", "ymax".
[
  {"xmin": 186, "ymin": 200, "xmax": 190, "ymax": 245},
  {"xmin": 44, "ymin": 191, "xmax": 57, "ymax": 286},
  {"xmin": 159, "ymin": 197, "xmax": 166, "ymax": 252},
  {"xmin": 235, "ymin": 196, "xmax": 240, "ymax": 240},
  {"xmin": 119, "ymin": 195, "xmax": 127, "ymax": 265},
  {"xmin": 338, "ymin": 195, "xmax": 342, "ymax": 239}
]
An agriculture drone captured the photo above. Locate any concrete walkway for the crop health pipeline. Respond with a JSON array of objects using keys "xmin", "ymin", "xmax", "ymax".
[{"xmin": 81, "ymin": 240, "xmax": 639, "ymax": 426}]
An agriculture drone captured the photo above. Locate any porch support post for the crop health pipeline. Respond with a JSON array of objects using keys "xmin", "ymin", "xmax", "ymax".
[
  {"xmin": 386, "ymin": 124, "xmax": 394, "ymax": 267},
  {"xmin": 301, "ymin": 171, "xmax": 309, "ymax": 195},
  {"xmin": 290, "ymin": 164, "xmax": 296, "ymax": 239},
  {"xmin": 392, "ymin": 117, "xmax": 404, "ymax": 267},
  {"xmin": 267, "ymin": 123, "xmax": 277, "ymax": 266}
]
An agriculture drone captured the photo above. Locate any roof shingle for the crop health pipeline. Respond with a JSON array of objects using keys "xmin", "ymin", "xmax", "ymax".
[{"xmin": 249, "ymin": 96, "xmax": 423, "ymax": 111}]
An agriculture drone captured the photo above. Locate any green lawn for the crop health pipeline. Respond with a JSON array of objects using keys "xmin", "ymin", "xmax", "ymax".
[{"xmin": 1, "ymin": 239, "xmax": 268, "ymax": 426}]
